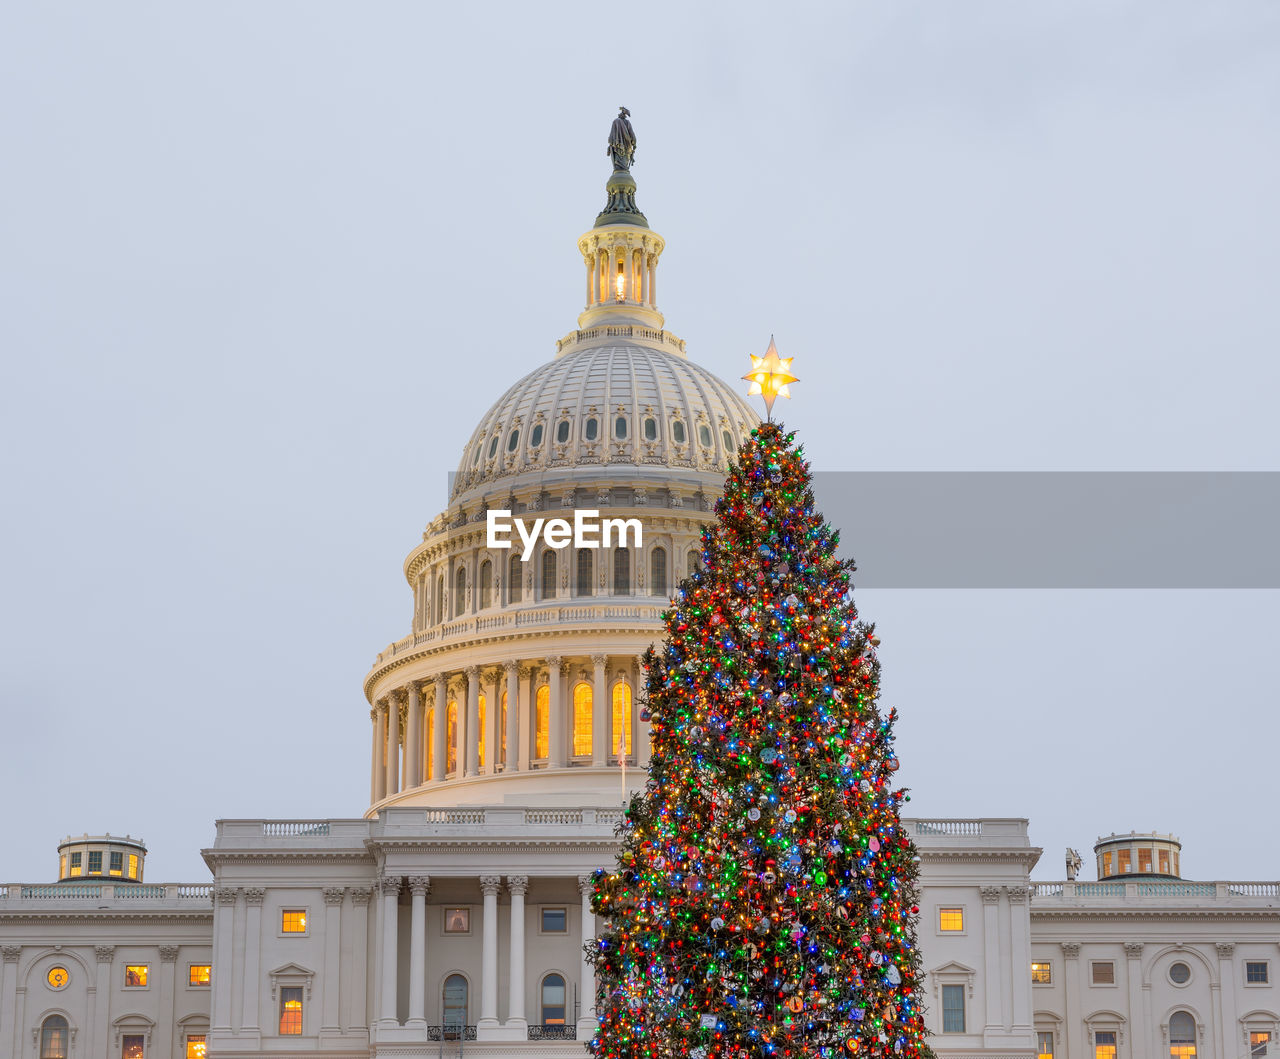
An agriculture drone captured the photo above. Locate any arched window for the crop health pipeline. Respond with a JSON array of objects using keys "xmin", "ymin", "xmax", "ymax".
[
  {"xmin": 541, "ymin": 551, "xmax": 557, "ymax": 599},
  {"xmin": 487, "ymin": 435, "xmax": 499, "ymax": 459},
  {"xmin": 507, "ymin": 429, "xmax": 519, "ymax": 452},
  {"xmin": 722, "ymin": 429, "xmax": 733, "ymax": 452},
  {"xmin": 556, "ymin": 420, "xmax": 570, "ymax": 444},
  {"xmin": 478, "ymin": 695, "xmax": 486, "ymax": 768},
  {"xmin": 454, "ymin": 566, "xmax": 467, "ymax": 617},
  {"xmin": 643, "ymin": 417, "xmax": 657, "ymax": 441},
  {"xmin": 576, "ymin": 548, "xmax": 593, "ymax": 597},
  {"xmin": 688, "ymin": 550, "xmax": 700, "ymax": 576},
  {"xmin": 425, "ymin": 708, "xmax": 434, "ymax": 780},
  {"xmin": 479, "ymin": 561, "xmax": 493, "ymax": 609},
  {"xmin": 650, "ymin": 547, "xmax": 668, "ymax": 597},
  {"xmin": 698, "ymin": 424, "xmax": 712, "ymax": 447},
  {"xmin": 535, "ymin": 685, "xmax": 549, "ymax": 759},
  {"xmin": 40, "ymin": 1015, "xmax": 69, "ymax": 1059},
  {"xmin": 585, "ymin": 417, "xmax": 599, "ymax": 441},
  {"xmin": 615, "ymin": 416, "xmax": 627, "ymax": 439},
  {"xmin": 500, "ymin": 690, "xmax": 508, "ymax": 767},
  {"xmin": 613, "ymin": 548, "xmax": 631, "ymax": 595},
  {"xmin": 1169, "ymin": 1012, "xmax": 1196, "ymax": 1058},
  {"xmin": 435, "ymin": 574, "xmax": 444, "ymax": 624},
  {"xmin": 573, "ymin": 682, "xmax": 593, "ymax": 757},
  {"xmin": 442, "ymin": 974, "xmax": 469, "ymax": 1036},
  {"xmin": 531, "ymin": 423, "xmax": 544, "ymax": 448},
  {"xmin": 541, "ymin": 972, "xmax": 567, "ymax": 1025},
  {"xmin": 446, "ymin": 701, "xmax": 458, "ymax": 774},
  {"xmin": 509, "ymin": 554, "xmax": 522, "ymax": 604},
  {"xmin": 672, "ymin": 420, "xmax": 686, "ymax": 444},
  {"xmin": 612, "ymin": 682, "xmax": 632, "ymax": 757}
]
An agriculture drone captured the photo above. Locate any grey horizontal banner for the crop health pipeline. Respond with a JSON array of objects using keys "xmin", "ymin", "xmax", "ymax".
[{"xmin": 811, "ymin": 472, "xmax": 1280, "ymax": 588}]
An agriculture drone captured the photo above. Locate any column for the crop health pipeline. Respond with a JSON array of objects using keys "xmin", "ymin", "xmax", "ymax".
[
  {"xmin": 385, "ymin": 693, "xmax": 402, "ymax": 795},
  {"xmin": 1061, "ymin": 943, "xmax": 1081, "ymax": 1059},
  {"xmin": 649, "ymin": 256, "xmax": 656, "ymax": 305},
  {"xmin": 1124, "ymin": 943, "xmax": 1146, "ymax": 1059},
  {"xmin": 479, "ymin": 875, "xmax": 502, "ymax": 1028},
  {"xmin": 320, "ymin": 888, "xmax": 345, "ymax": 1035},
  {"xmin": 378, "ymin": 876, "xmax": 401, "ymax": 1026},
  {"xmin": 373, "ymin": 705, "xmax": 387, "ymax": 803},
  {"xmin": 504, "ymin": 661, "xmax": 520, "ymax": 772},
  {"xmin": 0, "ymin": 946, "xmax": 19, "ymax": 1059},
  {"xmin": 346, "ymin": 888, "xmax": 372, "ymax": 1032},
  {"xmin": 585, "ymin": 258, "xmax": 593, "ymax": 307},
  {"xmin": 465, "ymin": 667, "xmax": 481, "ymax": 777},
  {"xmin": 408, "ymin": 876, "xmax": 431, "ymax": 1027},
  {"xmin": 518, "ymin": 667, "xmax": 534, "ymax": 771},
  {"xmin": 577, "ymin": 875, "xmax": 598, "ymax": 1036},
  {"xmin": 370, "ymin": 707, "xmax": 382, "ymax": 803},
  {"xmin": 405, "ymin": 682, "xmax": 422, "ymax": 788},
  {"xmin": 432, "ymin": 675, "xmax": 448, "ymax": 782},
  {"xmin": 94, "ymin": 944, "xmax": 115, "ymax": 1054},
  {"xmin": 547, "ymin": 657, "xmax": 565, "ymax": 768},
  {"xmin": 484, "ymin": 669, "xmax": 500, "ymax": 774},
  {"xmin": 240, "ymin": 888, "xmax": 265, "ymax": 1030},
  {"xmin": 1216, "ymin": 943, "xmax": 1237, "ymax": 1059},
  {"xmin": 591, "ymin": 655, "xmax": 608, "ymax": 766},
  {"xmin": 213, "ymin": 889, "xmax": 237, "ymax": 1030},
  {"xmin": 159, "ymin": 946, "xmax": 179, "ymax": 1047},
  {"xmin": 635, "ymin": 656, "xmax": 651, "ymax": 767},
  {"xmin": 640, "ymin": 252, "xmax": 650, "ymax": 305},
  {"xmin": 980, "ymin": 887, "xmax": 1002, "ymax": 1034},
  {"xmin": 1008, "ymin": 887, "xmax": 1032, "ymax": 1034},
  {"xmin": 506, "ymin": 876, "xmax": 528, "ymax": 1028}
]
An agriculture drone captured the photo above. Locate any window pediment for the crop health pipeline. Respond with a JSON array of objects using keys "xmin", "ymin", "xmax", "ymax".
[
  {"xmin": 269, "ymin": 962, "xmax": 315, "ymax": 1000},
  {"xmin": 111, "ymin": 1013, "xmax": 156, "ymax": 1047}
]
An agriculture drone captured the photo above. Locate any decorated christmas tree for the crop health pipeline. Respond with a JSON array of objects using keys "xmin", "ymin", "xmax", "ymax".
[{"xmin": 588, "ymin": 381, "xmax": 933, "ymax": 1059}]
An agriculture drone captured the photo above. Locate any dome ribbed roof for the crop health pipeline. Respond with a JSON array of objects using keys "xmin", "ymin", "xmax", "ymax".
[{"xmin": 450, "ymin": 341, "xmax": 759, "ymax": 503}]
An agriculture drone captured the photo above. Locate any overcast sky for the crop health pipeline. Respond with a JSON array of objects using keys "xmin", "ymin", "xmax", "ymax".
[{"xmin": 2, "ymin": 2, "xmax": 1277, "ymax": 883}]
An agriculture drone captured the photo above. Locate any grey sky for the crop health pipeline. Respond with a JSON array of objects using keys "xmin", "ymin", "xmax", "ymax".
[{"xmin": 2, "ymin": 2, "xmax": 1276, "ymax": 883}]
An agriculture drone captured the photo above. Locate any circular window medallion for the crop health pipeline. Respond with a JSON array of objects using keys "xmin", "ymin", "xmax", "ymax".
[
  {"xmin": 1169, "ymin": 961, "xmax": 1191, "ymax": 985},
  {"xmin": 46, "ymin": 966, "xmax": 70, "ymax": 990}
]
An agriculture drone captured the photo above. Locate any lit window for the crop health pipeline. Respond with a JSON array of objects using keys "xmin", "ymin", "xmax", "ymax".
[
  {"xmin": 281, "ymin": 910, "xmax": 307, "ymax": 933},
  {"xmin": 556, "ymin": 420, "xmax": 570, "ymax": 444},
  {"xmin": 671, "ymin": 420, "xmax": 686, "ymax": 444},
  {"xmin": 1169, "ymin": 1010, "xmax": 1196, "ymax": 1057},
  {"xmin": 1159, "ymin": 849, "xmax": 1171, "ymax": 874},
  {"xmin": 643, "ymin": 417, "xmax": 657, "ymax": 441},
  {"xmin": 1101, "ymin": 851, "xmax": 1112, "ymax": 876},
  {"xmin": 125, "ymin": 964, "xmax": 149, "ymax": 987},
  {"xmin": 1116, "ymin": 849, "xmax": 1132, "ymax": 874},
  {"xmin": 1169, "ymin": 961, "xmax": 1191, "ymax": 984},
  {"xmin": 576, "ymin": 547, "xmax": 592, "ymax": 596},
  {"xmin": 69, "ymin": 852, "xmax": 81, "ymax": 876},
  {"xmin": 1091, "ymin": 961, "xmax": 1115, "ymax": 985},
  {"xmin": 279, "ymin": 986, "xmax": 303, "ymax": 1035},
  {"xmin": 941, "ymin": 983, "xmax": 965, "ymax": 1032},
  {"xmin": 1037, "ymin": 1031, "xmax": 1054, "ymax": 1057},
  {"xmin": 650, "ymin": 547, "xmax": 667, "ymax": 597},
  {"xmin": 530, "ymin": 423, "xmax": 544, "ymax": 447},
  {"xmin": 507, "ymin": 429, "xmax": 519, "ymax": 452},
  {"xmin": 614, "ymin": 547, "xmax": 631, "ymax": 595},
  {"xmin": 1031, "ymin": 962, "xmax": 1052, "ymax": 984},
  {"xmin": 584, "ymin": 417, "xmax": 599, "ymax": 441},
  {"xmin": 478, "ymin": 694, "xmax": 486, "ymax": 767},
  {"xmin": 446, "ymin": 700, "xmax": 458, "ymax": 774},
  {"xmin": 487, "ymin": 435, "xmax": 499, "ymax": 459},
  {"xmin": 1246, "ymin": 961, "xmax": 1270, "ymax": 984},
  {"xmin": 123, "ymin": 1035, "xmax": 145, "ymax": 1059},
  {"xmin": 542, "ymin": 907, "xmax": 567, "ymax": 933},
  {"xmin": 541, "ymin": 972, "xmax": 566, "ymax": 1024},
  {"xmin": 535, "ymin": 685, "xmax": 549, "ymax": 759},
  {"xmin": 128, "ymin": 854, "xmax": 139, "ymax": 879},
  {"xmin": 88, "ymin": 851, "xmax": 103, "ymax": 874},
  {"xmin": 1095, "ymin": 1031, "xmax": 1117, "ymax": 1059},
  {"xmin": 612, "ymin": 682, "xmax": 632, "ymax": 756},
  {"xmin": 445, "ymin": 908, "xmax": 471, "ymax": 933},
  {"xmin": 541, "ymin": 550, "xmax": 556, "ymax": 599},
  {"xmin": 573, "ymin": 683, "xmax": 593, "ymax": 756},
  {"xmin": 1138, "ymin": 847, "xmax": 1153, "ymax": 873},
  {"xmin": 615, "ymin": 416, "xmax": 627, "ymax": 439},
  {"xmin": 1252, "ymin": 1031, "xmax": 1271, "ymax": 1056},
  {"xmin": 109, "ymin": 851, "xmax": 124, "ymax": 876},
  {"xmin": 46, "ymin": 966, "xmax": 69, "ymax": 989},
  {"xmin": 186, "ymin": 1035, "xmax": 207, "ymax": 1059},
  {"xmin": 41, "ymin": 1015, "xmax": 69, "ymax": 1059},
  {"xmin": 189, "ymin": 964, "xmax": 211, "ymax": 986},
  {"xmin": 509, "ymin": 554, "xmax": 522, "ymax": 603},
  {"xmin": 697, "ymin": 424, "xmax": 712, "ymax": 447},
  {"xmin": 938, "ymin": 908, "xmax": 964, "ymax": 932}
]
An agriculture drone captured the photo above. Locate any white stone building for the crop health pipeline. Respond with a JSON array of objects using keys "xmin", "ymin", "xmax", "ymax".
[{"xmin": 1, "ymin": 141, "xmax": 1276, "ymax": 1059}]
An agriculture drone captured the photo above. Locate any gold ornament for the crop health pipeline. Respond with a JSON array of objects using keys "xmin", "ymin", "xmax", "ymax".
[{"xmin": 742, "ymin": 336, "xmax": 798, "ymax": 417}]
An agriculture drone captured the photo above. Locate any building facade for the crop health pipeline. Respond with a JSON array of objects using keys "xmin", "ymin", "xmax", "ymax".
[{"xmin": 2, "ymin": 139, "xmax": 1276, "ymax": 1059}]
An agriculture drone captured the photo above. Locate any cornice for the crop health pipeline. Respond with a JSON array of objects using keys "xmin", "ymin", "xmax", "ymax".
[
  {"xmin": 1031, "ymin": 908, "xmax": 1280, "ymax": 922},
  {"xmin": 201, "ymin": 851, "xmax": 375, "ymax": 866},
  {"xmin": 0, "ymin": 911, "xmax": 214, "ymax": 925},
  {"xmin": 918, "ymin": 850, "xmax": 1043, "ymax": 867},
  {"xmin": 370, "ymin": 839, "xmax": 621, "ymax": 854}
]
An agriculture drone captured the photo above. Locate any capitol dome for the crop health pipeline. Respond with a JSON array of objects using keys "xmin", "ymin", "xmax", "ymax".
[{"xmin": 363, "ymin": 128, "xmax": 758, "ymax": 814}]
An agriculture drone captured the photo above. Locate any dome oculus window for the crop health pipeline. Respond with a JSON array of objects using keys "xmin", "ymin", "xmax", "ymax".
[
  {"xmin": 615, "ymin": 416, "xmax": 627, "ymax": 439},
  {"xmin": 556, "ymin": 420, "xmax": 571, "ymax": 444},
  {"xmin": 507, "ymin": 429, "xmax": 519, "ymax": 452},
  {"xmin": 698, "ymin": 424, "xmax": 712, "ymax": 447},
  {"xmin": 1168, "ymin": 961, "xmax": 1191, "ymax": 985},
  {"xmin": 530, "ymin": 424, "xmax": 544, "ymax": 447},
  {"xmin": 585, "ymin": 417, "xmax": 599, "ymax": 441},
  {"xmin": 643, "ymin": 417, "xmax": 657, "ymax": 441},
  {"xmin": 46, "ymin": 966, "xmax": 69, "ymax": 990},
  {"xmin": 672, "ymin": 420, "xmax": 686, "ymax": 444}
]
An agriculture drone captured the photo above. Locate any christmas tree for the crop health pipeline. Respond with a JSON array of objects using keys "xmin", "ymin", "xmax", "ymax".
[{"xmin": 588, "ymin": 420, "xmax": 933, "ymax": 1059}]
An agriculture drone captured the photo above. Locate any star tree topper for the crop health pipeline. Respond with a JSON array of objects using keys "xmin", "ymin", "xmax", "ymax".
[{"xmin": 742, "ymin": 335, "xmax": 799, "ymax": 418}]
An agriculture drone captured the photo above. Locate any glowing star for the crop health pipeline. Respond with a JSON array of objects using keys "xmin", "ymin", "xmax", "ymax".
[{"xmin": 742, "ymin": 336, "xmax": 798, "ymax": 417}]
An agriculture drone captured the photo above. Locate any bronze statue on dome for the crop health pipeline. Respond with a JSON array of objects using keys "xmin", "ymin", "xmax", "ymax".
[{"xmin": 608, "ymin": 107, "xmax": 636, "ymax": 172}]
